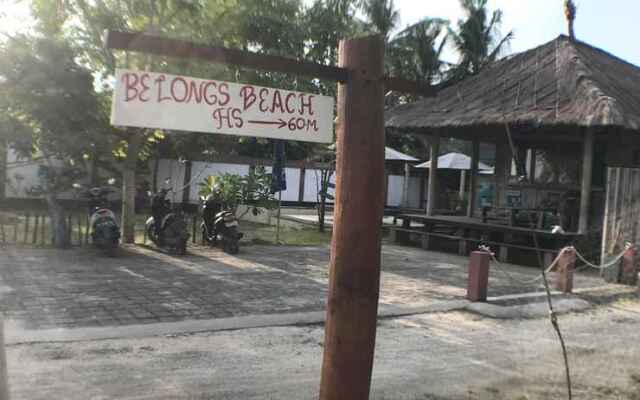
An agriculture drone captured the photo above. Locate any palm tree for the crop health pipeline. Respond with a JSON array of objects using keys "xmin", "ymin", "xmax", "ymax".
[
  {"xmin": 388, "ymin": 18, "xmax": 449, "ymax": 85},
  {"xmin": 361, "ymin": 0, "xmax": 400, "ymax": 41},
  {"xmin": 449, "ymin": 0, "xmax": 513, "ymax": 80}
]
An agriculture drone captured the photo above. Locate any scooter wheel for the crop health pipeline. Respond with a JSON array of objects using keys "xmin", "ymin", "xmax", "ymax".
[{"xmin": 177, "ymin": 240, "xmax": 187, "ymax": 256}]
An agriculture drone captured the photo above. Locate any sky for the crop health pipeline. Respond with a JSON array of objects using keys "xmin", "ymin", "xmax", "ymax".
[
  {"xmin": 393, "ymin": 0, "xmax": 640, "ymax": 66},
  {"xmin": 1, "ymin": 0, "xmax": 639, "ymax": 66}
]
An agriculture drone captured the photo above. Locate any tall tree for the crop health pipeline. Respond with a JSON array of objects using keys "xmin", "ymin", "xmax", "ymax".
[
  {"xmin": 0, "ymin": 35, "xmax": 108, "ymax": 247},
  {"xmin": 361, "ymin": 0, "xmax": 399, "ymax": 41},
  {"xmin": 449, "ymin": 0, "xmax": 513, "ymax": 80}
]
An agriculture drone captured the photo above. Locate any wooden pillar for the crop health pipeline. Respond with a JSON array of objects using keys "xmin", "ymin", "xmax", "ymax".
[
  {"xmin": 578, "ymin": 129, "xmax": 595, "ymax": 234},
  {"xmin": 556, "ymin": 247, "xmax": 576, "ymax": 293},
  {"xmin": 494, "ymin": 141, "xmax": 509, "ymax": 208},
  {"xmin": 467, "ymin": 138, "xmax": 479, "ymax": 217},
  {"xmin": 419, "ymin": 170, "xmax": 426, "ymax": 211},
  {"xmin": 467, "ymin": 251, "xmax": 490, "ymax": 302},
  {"xmin": 319, "ymin": 35, "xmax": 385, "ymax": 400},
  {"xmin": 401, "ymin": 162, "xmax": 410, "ymax": 207},
  {"xmin": 426, "ymin": 135, "xmax": 439, "ymax": 216},
  {"xmin": 459, "ymin": 170, "xmax": 466, "ymax": 201}
]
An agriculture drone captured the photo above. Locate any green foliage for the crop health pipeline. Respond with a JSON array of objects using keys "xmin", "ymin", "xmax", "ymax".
[
  {"xmin": 448, "ymin": 0, "xmax": 514, "ymax": 80},
  {"xmin": 0, "ymin": 35, "xmax": 111, "ymax": 185},
  {"xmin": 198, "ymin": 166, "xmax": 277, "ymax": 218},
  {"xmin": 361, "ymin": 0, "xmax": 399, "ymax": 41}
]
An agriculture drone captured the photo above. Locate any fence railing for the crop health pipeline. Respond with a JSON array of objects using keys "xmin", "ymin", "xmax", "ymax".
[
  {"xmin": 0, "ymin": 211, "xmax": 94, "ymax": 246},
  {"xmin": 0, "ymin": 209, "xmax": 206, "ymax": 247}
]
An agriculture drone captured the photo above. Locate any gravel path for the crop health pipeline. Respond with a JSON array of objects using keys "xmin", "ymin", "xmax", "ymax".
[{"xmin": 6, "ymin": 297, "xmax": 640, "ymax": 400}]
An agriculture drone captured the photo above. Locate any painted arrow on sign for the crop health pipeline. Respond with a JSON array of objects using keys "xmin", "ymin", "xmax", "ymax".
[{"xmin": 248, "ymin": 119, "xmax": 287, "ymax": 129}]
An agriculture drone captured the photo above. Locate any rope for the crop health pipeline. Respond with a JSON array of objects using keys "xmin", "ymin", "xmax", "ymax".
[
  {"xmin": 479, "ymin": 243, "xmax": 633, "ymax": 285},
  {"xmin": 479, "ymin": 244, "xmax": 563, "ymax": 286},
  {"xmin": 574, "ymin": 243, "xmax": 632, "ymax": 271}
]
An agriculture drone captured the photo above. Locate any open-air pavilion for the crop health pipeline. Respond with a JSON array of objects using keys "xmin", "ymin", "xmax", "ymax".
[{"xmin": 385, "ymin": 34, "xmax": 640, "ymax": 265}]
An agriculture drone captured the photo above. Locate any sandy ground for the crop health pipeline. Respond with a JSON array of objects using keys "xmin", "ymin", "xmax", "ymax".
[{"xmin": 6, "ymin": 297, "xmax": 640, "ymax": 400}]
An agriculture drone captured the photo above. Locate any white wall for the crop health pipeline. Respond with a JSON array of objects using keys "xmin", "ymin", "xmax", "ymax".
[
  {"xmin": 263, "ymin": 166, "xmax": 301, "ymax": 202},
  {"xmin": 152, "ymin": 158, "xmax": 425, "ymax": 209},
  {"xmin": 386, "ymin": 175, "xmax": 404, "ymax": 207},
  {"xmin": 408, "ymin": 176, "xmax": 422, "ymax": 208},
  {"xmin": 4, "ymin": 149, "xmax": 75, "ymax": 199},
  {"xmin": 303, "ymin": 169, "xmax": 335, "ymax": 203}
]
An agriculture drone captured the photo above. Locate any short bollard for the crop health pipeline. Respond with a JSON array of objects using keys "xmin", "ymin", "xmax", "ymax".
[
  {"xmin": 621, "ymin": 245, "xmax": 638, "ymax": 286},
  {"xmin": 467, "ymin": 251, "xmax": 490, "ymax": 302},
  {"xmin": 556, "ymin": 247, "xmax": 576, "ymax": 294}
]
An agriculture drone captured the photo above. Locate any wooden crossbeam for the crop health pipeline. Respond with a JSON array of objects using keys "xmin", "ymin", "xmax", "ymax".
[
  {"xmin": 104, "ymin": 30, "xmax": 349, "ymax": 82},
  {"xmin": 104, "ymin": 30, "xmax": 436, "ymax": 96}
]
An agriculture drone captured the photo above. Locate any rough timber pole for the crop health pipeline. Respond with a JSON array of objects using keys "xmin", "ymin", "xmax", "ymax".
[
  {"xmin": 467, "ymin": 137, "xmax": 479, "ymax": 217},
  {"xmin": 319, "ymin": 35, "xmax": 385, "ymax": 400},
  {"xmin": 578, "ymin": 129, "xmax": 594, "ymax": 234},
  {"xmin": 426, "ymin": 135, "xmax": 439, "ymax": 216}
]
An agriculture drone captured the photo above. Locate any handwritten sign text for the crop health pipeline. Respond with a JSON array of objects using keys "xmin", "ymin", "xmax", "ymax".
[{"xmin": 111, "ymin": 69, "xmax": 334, "ymax": 143}]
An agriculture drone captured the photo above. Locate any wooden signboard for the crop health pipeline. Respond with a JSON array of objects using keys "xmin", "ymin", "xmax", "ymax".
[{"xmin": 111, "ymin": 69, "xmax": 334, "ymax": 143}]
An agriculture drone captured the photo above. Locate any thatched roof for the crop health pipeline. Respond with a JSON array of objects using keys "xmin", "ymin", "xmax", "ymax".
[{"xmin": 386, "ymin": 35, "xmax": 640, "ymax": 134}]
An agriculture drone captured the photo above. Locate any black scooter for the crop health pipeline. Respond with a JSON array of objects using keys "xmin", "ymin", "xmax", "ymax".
[
  {"xmin": 75, "ymin": 184, "xmax": 121, "ymax": 255},
  {"xmin": 200, "ymin": 195, "xmax": 243, "ymax": 255},
  {"xmin": 145, "ymin": 188, "xmax": 190, "ymax": 255}
]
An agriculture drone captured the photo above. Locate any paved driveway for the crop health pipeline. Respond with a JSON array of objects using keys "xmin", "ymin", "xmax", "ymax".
[{"xmin": 0, "ymin": 243, "xmax": 608, "ymax": 330}]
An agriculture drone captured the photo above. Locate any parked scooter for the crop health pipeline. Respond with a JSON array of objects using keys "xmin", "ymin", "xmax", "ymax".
[
  {"xmin": 146, "ymin": 188, "xmax": 190, "ymax": 255},
  {"xmin": 74, "ymin": 182, "xmax": 121, "ymax": 255},
  {"xmin": 200, "ymin": 194, "xmax": 243, "ymax": 255}
]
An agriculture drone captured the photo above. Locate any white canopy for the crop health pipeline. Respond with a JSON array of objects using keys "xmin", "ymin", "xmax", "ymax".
[
  {"xmin": 384, "ymin": 147, "xmax": 418, "ymax": 162},
  {"xmin": 414, "ymin": 152, "xmax": 492, "ymax": 171},
  {"xmin": 328, "ymin": 144, "xmax": 418, "ymax": 162}
]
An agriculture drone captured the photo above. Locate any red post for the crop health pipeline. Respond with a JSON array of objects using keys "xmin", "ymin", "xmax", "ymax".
[
  {"xmin": 621, "ymin": 245, "xmax": 638, "ymax": 286},
  {"xmin": 556, "ymin": 247, "xmax": 576, "ymax": 293},
  {"xmin": 467, "ymin": 251, "xmax": 491, "ymax": 302},
  {"xmin": 319, "ymin": 36, "xmax": 385, "ymax": 400}
]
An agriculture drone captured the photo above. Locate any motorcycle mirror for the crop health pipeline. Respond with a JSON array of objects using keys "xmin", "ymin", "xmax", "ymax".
[
  {"xmin": 72, "ymin": 183, "xmax": 82, "ymax": 189},
  {"xmin": 107, "ymin": 178, "xmax": 116, "ymax": 185},
  {"xmin": 147, "ymin": 190, "xmax": 152, "ymax": 197}
]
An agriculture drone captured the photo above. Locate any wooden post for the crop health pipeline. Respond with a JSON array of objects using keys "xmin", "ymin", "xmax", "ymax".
[
  {"xmin": 621, "ymin": 245, "xmax": 638, "ymax": 286},
  {"xmin": 76, "ymin": 215, "xmax": 82, "ymax": 246},
  {"xmin": 192, "ymin": 214, "xmax": 197, "ymax": 244},
  {"xmin": 556, "ymin": 247, "xmax": 576, "ymax": 293},
  {"xmin": 23, "ymin": 212, "xmax": 29, "ymax": 244},
  {"xmin": 319, "ymin": 35, "xmax": 385, "ymax": 400},
  {"xmin": 467, "ymin": 138, "xmax": 479, "ymax": 217},
  {"xmin": 32, "ymin": 214, "xmax": 39, "ymax": 244},
  {"xmin": 467, "ymin": 251, "xmax": 490, "ymax": 302},
  {"xmin": 41, "ymin": 215, "xmax": 46, "ymax": 245},
  {"xmin": 426, "ymin": 135, "xmax": 439, "ymax": 216},
  {"xmin": 578, "ymin": 129, "xmax": 594, "ymax": 234},
  {"xmin": 459, "ymin": 170, "xmax": 466, "ymax": 201},
  {"xmin": 401, "ymin": 162, "xmax": 410, "ymax": 207}
]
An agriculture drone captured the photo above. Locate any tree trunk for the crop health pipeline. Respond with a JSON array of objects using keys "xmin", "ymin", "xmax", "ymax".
[
  {"xmin": 121, "ymin": 132, "xmax": 144, "ymax": 244},
  {"xmin": 44, "ymin": 191, "xmax": 68, "ymax": 248},
  {"xmin": 318, "ymin": 194, "xmax": 326, "ymax": 233}
]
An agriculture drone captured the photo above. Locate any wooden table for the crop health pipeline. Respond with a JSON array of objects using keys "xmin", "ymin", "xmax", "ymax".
[{"xmin": 391, "ymin": 214, "xmax": 583, "ymax": 264}]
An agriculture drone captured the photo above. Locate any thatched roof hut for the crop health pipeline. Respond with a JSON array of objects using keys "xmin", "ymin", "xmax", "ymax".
[
  {"xmin": 386, "ymin": 35, "xmax": 640, "ymax": 138},
  {"xmin": 385, "ymin": 35, "xmax": 640, "ymax": 243}
]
